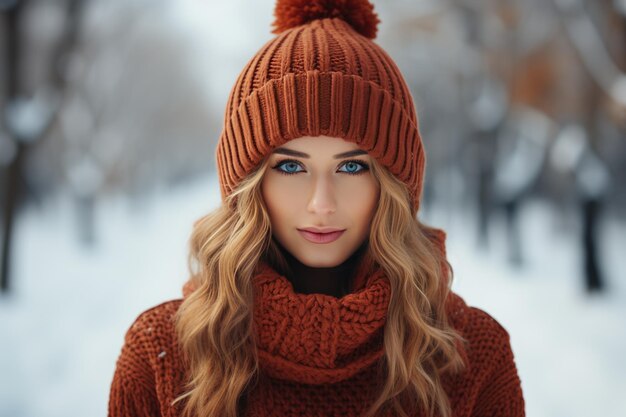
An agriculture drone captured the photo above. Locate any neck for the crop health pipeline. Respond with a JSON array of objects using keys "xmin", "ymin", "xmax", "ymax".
[{"xmin": 278, "ymin": 242, "xmax": 367, "ymax": 298}]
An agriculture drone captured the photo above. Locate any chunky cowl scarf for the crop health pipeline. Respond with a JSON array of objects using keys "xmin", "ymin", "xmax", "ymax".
[
  {"xmin": 251, "ymin": 258, "xmax": 390, "ymax": 386},
  {"xmin": 109, "ymin": 230, "xmax": 525, "ymax": 416}
]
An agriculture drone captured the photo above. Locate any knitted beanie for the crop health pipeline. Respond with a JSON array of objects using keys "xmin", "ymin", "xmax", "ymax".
[{"xmin": 216, "ymin": 0, "xmax": 426, "ymax": 213}]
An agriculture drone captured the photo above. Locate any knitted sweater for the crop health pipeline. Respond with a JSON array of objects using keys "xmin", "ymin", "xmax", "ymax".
[{"xmin": 108, "ymin": 240, "xmax": 525, "ymax": 417}]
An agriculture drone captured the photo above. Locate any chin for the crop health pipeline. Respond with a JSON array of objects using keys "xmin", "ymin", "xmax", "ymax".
[{"xmin": 293, "ymin": 251, "xmax": 348, "ymax": 268}]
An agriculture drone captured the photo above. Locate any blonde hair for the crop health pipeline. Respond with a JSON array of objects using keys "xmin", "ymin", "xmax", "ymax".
[{"xmin": 173, "ymin": 155, "xmax": 467, "ymax": 417}]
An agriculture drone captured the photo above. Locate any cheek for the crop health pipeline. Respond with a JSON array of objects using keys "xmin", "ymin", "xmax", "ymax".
[
  {"xmin": 339, "ymin": 179, "xmax": 379, "ymax": 221},
  {"xmin": 262, "ymin": 177, "xmax": 295, "ymax": 225}
]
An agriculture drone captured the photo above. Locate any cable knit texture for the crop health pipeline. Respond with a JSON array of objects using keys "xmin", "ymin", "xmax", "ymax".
[
  {"xmin": 252, "ymin": 259, "xmax": 389, "ymax": 385},
  {"xmin": 108, "ymin": 231, "xmax": 525, "ymax": 417}
]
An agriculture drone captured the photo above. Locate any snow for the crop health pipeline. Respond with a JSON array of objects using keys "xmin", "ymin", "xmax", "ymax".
[{"xmin": 1, "ymin": 172, "xmax": 625, "ymax": 417}]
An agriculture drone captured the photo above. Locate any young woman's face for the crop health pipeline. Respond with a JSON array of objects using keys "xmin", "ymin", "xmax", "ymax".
[{"xmin": 261, "ymin": 135, "xmax": 379, "ymax": 268}]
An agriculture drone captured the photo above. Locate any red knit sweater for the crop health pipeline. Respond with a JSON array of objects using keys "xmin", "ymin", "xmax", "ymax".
[{"xmin": 109, "ymin": 231, "xmax": 524, "ymax": 416}]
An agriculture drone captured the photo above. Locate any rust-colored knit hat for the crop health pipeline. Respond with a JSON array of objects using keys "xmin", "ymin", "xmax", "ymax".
[{"xmin": 216, "ymin": 0, "xmax": 426, "ymax": 213}]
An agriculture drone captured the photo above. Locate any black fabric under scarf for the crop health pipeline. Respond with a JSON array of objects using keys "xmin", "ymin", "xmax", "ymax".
[{"xmin": 272, "ymin": 238, "xmax": 369, "ymax": 297}]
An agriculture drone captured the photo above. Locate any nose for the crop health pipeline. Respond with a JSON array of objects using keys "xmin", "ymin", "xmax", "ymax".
[{"xmin": 307, "ymin": 176, "xmax": 336, "ymax": 214}]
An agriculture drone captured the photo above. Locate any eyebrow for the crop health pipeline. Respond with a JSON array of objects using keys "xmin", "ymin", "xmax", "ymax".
[{"xmin": 272, "ymin": 147, "xmax": 368, "ymax": 159}]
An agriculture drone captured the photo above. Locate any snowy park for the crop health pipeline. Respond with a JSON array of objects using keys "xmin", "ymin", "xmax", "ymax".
[{"xmin": 2, "ymin": 0, "xmax": 626, "ymax": 416}]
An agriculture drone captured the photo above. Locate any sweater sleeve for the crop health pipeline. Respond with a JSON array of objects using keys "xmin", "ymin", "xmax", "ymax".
[
  {"xmin": 108, "ymin": 321, "xmax": 161, "ymax": 417},
  {"xmin": 472, "ymin": 313, "xmax": 525, "ymax": 417}
]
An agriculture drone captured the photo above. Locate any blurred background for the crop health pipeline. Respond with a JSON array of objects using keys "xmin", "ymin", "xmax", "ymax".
[{"xmin": 0, "ymin": 0, "xmax": 625, "ymax": 416}]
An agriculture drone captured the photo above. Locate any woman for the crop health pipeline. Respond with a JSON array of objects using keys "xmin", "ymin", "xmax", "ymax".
[{"xmin": 108, "ymin": 1, "xmax": 525, "ymax": 416}]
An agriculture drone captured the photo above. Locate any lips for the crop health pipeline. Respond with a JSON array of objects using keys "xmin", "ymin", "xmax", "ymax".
[{"xmin": 297, "ymin": 228, "xmax": 346, "ymax": 244}]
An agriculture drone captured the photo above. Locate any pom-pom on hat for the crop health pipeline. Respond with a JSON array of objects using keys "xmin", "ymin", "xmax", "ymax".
[
  {"xmin": 216, "ymin": 0, "xmax": 426, "ymax": 214},
  {"xmin": 272, "ymin": 0, "xmax": 380, "ymax": 39}
]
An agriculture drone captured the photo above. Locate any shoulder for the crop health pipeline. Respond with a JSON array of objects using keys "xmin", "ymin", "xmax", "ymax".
[
  {"xmin": 110, "ymin": 299, "xmax": 185, "ymax": 415},
  {"xmin": 126, "ymin": 299, "xmax": 183, "ymax": 336},
  {"xmin": 446, "ymin": 291, "xmax": 515, "ymax": 368},
  {"xmin": 447, "ymin": 291, "xmax": 511, "ymax": 341},
  {"xmin": 445, "ymin": 292, "xmax": 526, "ymax": 415},
  {"xmin": 120, "ymin": 299, "xmax": 184, "ymax": 364}
]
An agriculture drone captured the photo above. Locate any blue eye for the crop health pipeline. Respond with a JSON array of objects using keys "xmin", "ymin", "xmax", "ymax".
[
  {"xmin": 338, "ymin": 160, "xmax": 368, "ymax": 174},
  {"xmin": 274, "ymin": 160, "xmax": 304, "ymax": 175}
]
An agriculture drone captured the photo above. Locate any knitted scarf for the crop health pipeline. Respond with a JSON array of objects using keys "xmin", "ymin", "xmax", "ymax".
[{"xmin": 250, "ymin": 258, "xmax": 390, "ymax": 385}]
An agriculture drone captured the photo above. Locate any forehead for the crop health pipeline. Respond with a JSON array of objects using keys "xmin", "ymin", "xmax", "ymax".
[{"xmin": 272, "ymin": 136, "xmax": 368, "ymax": 158}]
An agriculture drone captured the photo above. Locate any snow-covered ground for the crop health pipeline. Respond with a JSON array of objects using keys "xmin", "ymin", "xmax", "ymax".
[{"xmin": 0, "ymin": 172, "xmax": 624, "ymax": 417}]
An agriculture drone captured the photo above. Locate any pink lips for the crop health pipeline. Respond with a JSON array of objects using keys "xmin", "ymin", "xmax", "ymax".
[{"xmin": 297, "ymin": 228, "xmax": 346, "ymax": 244}]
